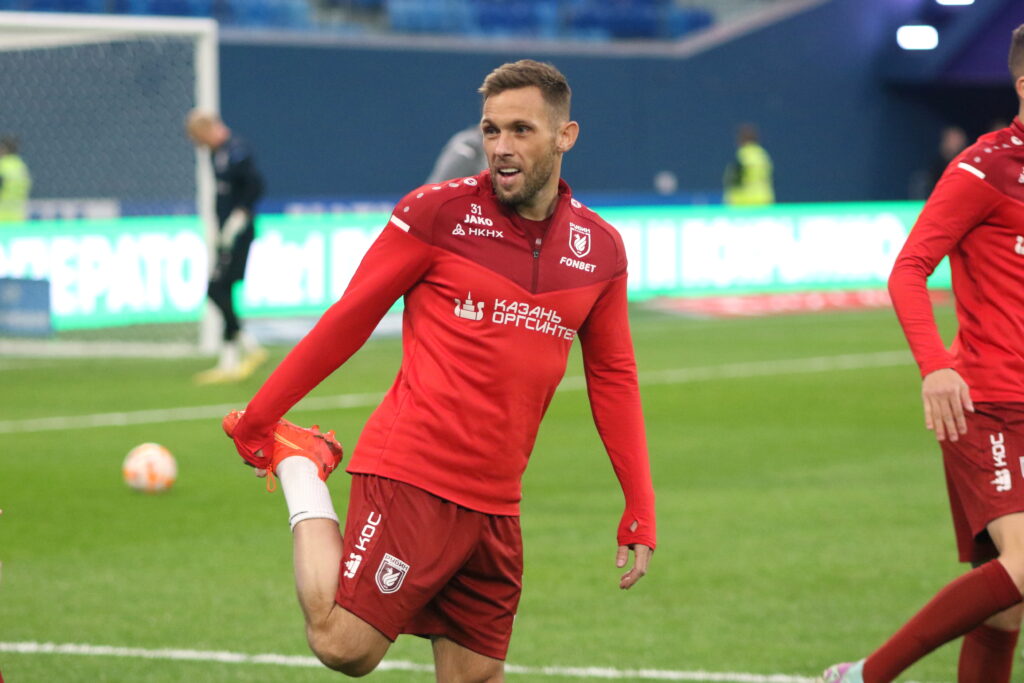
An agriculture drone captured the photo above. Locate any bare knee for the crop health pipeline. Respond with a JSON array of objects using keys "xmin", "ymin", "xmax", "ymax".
[
  {"xmin": 985, "ymin": 602, "xmax": 1024, "ymax": 631},
  {"xmin": 307, "ymin": 627, "xmax": 383, "ymax": 677}
]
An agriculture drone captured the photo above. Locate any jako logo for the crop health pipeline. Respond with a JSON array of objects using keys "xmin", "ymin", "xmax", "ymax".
[{"xmin": 1015, "ymin": 236, "xmax": 1024, "ymax": 256}]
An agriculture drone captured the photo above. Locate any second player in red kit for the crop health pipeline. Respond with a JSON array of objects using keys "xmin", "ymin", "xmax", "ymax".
[{"xmin": 820, "ymin": 24, "xmax": 1024, "ymax": 683}]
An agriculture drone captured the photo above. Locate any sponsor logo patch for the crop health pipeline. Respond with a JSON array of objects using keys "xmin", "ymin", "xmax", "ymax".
[
  {"xmin": 342, "ymin": 553, "xmax": 362, "ymax": 579},
  {"xmin": 991, "ymin": 432, "xmax": 1011, "ymax": 492},
  {"xmin": 454, "ymin": 292, "xmax": 485, "ymax": 321}
]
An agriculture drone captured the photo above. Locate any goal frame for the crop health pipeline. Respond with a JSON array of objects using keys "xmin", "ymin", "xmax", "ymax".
[{"xmin": 0, "ymin": 11, "xmax": 221, "ymax": 350}]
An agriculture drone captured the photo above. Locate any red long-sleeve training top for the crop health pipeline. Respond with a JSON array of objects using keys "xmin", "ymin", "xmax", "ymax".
[
  {"xmin": 889, "ymin": 118, "xmax": 1024, "ymax": 401},
  {"xmin": 232, "ymin": 171, "xmax": 656, "ymax": 549}
]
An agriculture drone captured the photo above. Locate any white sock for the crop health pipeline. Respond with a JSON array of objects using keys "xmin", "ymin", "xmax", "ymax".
[
  {"xmin": 217, "ymin": 341, "xmax": 241, "ymax": 371},
  {"xmin": 238, "ymin": 330, "xmax": 262, "ymax": 354},
  {"xmin": 276, "ymin": 456, "xmax": 339, "ymax": 531}
]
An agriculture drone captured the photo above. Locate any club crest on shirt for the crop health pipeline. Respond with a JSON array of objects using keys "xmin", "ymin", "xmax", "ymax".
[
  {"xmin": 568, "ymin": 222, "xmax": 591, "ymax": 258},
  {"xmin": 375, "ymin": 553, "xmax": 410, "ymax": 594}
]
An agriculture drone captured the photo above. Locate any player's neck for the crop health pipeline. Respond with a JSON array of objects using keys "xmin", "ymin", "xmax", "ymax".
[{"xmin": 515, "ymin": 176, "xmax": 561, "ymax": 221}]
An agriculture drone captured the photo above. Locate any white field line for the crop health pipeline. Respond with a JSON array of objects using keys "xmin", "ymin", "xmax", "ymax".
[
  {"xmin": 0, "ymin": 641, "xmax": 820, "ymax": 682},
  {"xmin": 0, "ymin": 351, "xmax": 913, "ymax": 435}
]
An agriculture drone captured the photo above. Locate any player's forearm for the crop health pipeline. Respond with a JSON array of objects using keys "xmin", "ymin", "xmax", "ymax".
[
  {"xmin": 589, "ymin": 382, "xmax": 657, "ymax": 549},
  {"xmin": 579, "ymin": 276, "xmax": 656, "ymax": 549}
]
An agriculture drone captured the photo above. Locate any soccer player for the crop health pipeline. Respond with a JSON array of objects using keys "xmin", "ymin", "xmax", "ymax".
[
  {"xmin": 186, "ymin": 110, "xmax": 267, "ymax": 384},
  {"xmin": 820, "ymin": 25, "xmax": 1024, "ymax": 683},
  {"xmin": 223, "ymin": 60, "xmax": 656, "ymax": 680}
]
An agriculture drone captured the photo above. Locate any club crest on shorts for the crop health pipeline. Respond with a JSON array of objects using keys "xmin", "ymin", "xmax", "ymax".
[
  {"xmin": 568, "ymin": 222, "xmax": 591, "ymax": 258},
  {"xmin": 375, "ymin": 553, "xmax": 410, "ymax": 594}
]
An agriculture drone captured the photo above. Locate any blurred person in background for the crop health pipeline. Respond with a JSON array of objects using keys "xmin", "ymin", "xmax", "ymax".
[
  {"xmin": 186, "ymin": 110, "xmax": 267, "ymax": 384},
  {"xmin": 426, "ymin": 124, "xmax": 488, "ymax": 183},
  {"xmin": 723, "ymin": 123, "xmax": 774, "ymax": 206},
  {"xmin": 820, "ymin": 23, "xmax": 1024, "ymax": 683},
  {"xmin": 909, "ymin": 125, "xmax": 967, "ymax": 199},
  {"xmin": 0, "ymin": 136, "xmax": 32, "ymax": 222}
]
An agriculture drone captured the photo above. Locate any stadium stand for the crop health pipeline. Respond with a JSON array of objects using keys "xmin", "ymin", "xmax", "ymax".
[{"xmin": 0, "ymin": 0, "xmax": 723, "ymax": 38}]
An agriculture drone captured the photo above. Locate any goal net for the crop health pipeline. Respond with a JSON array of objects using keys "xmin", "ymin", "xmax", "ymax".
[{"xmin": 0, "ymin": 11, "xmax": 220, "ymax": 354}]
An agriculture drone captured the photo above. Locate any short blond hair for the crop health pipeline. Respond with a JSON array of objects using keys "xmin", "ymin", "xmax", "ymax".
[
  {"xmin": 185, "ymin": 109, "xmax": 220, "ymax": 139},
  {"xmin": 1010, "ymin": 24, "xmax": 1024, "ymax": 80},
  {"xmin": 479, "ymin": 60, "xmax": 571, "ymax": 121}
]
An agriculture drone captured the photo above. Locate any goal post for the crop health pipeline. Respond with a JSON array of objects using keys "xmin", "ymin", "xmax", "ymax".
[{"xmin": 0, "ymin": 11, "xmax": 221, "ymax": 350}]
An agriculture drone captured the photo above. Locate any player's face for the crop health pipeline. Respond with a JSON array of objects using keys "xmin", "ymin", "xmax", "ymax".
[
  {"xmin": 481, "ymin": 87, "xmax": 574, "ymax": 213},
  {"xmin": 188, "ymin": 122, "xmax": 228, "ymax": 149}
]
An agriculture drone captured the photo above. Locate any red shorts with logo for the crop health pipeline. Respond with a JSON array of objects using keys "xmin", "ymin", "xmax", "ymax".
[
  {"xmin": 335, "ymin": 474, "xmax": 523, "ymax": 660},
  {"xmin": 941, "ymin": 403, "xmax": 1024, "ymax": 563}
]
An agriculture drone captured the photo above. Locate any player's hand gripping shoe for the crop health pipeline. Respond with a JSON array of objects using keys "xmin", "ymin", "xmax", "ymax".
[
  {"xmin": 818, "ymin": 660, "xmax": 864, "ymax": 683},
  {"xmin": 222, "ymin": 410, "xmax": 343, "ymax": 490}
]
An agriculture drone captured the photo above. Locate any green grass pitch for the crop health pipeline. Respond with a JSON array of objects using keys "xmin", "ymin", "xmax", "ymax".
[{"xmin": 0, "ymin": 304, "xmax": 975, "ymax": 682}]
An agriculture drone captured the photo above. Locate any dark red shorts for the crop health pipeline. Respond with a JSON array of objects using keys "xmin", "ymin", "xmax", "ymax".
[
  {"xmin": 335, "ymin": 474, "xmax": 523, "ymax": 660},
  {"xmin": 941, "ymin": 403, "xmax": 1024, "ymax": 563}
]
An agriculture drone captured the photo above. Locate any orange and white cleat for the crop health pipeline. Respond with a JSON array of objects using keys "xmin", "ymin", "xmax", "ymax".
[{"xmin": 222, "ymin": 410, "xmax": 343, "ymax": 488}]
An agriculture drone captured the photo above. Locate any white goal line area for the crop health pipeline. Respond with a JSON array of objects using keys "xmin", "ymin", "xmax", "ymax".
[
  {"xmin": 0, "ymin": 351, "xmax": 914, "ymax": 435},
  {"xmin": 0, "ymin": 641, "xmax": 823, "ymax": 682}
]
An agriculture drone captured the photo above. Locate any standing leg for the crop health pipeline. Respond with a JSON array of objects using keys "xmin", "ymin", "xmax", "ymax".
[
  {"xmin": 955, "ymin": 512, "xmax": 1024, "ymax": 683},
  {"xmin": 432, "ymin": 637, "xmax": 504, "ymax": 683},
  {"xmin": 958, "ymin": 605, "xmax": 1022, "ymax": 683},
  {"xmin": 195, "ymin": 275, "xmax": 243, "ymax": 383},
  {"xmin": 856, "ymin": 515, "xmax": 1024, "ymax": 683}
]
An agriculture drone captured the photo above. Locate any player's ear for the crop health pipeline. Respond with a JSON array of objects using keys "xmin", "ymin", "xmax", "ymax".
[
  {"xmin": 1016, "ymin": 75, "xmax": 1024, "ymax": 102},
  {"xmin": 557, "ymin": 120, "xmax": 579, "ymax": 153}
]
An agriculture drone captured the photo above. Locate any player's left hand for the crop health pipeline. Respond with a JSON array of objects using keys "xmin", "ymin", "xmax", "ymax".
[{"xmin": 616, "ymin": 543, "xmax": 652, "ymax": 590}]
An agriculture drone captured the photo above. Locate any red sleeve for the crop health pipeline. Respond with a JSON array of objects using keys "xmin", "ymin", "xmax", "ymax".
[
  {"xmin": 578, "ymin": 274, "xmax": 657, "ymax": 550},
  {"xmin": 231, "ymin": 223, "xmax": 433, "ymax": 459},
  {"xmin": 888, "ymin": 168, "xmax": 999, "ymax": 377}
]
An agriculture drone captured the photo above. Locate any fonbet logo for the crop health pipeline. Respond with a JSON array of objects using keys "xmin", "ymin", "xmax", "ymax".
[
  {"xmin": 569, "ymin": 222, "xmax": 591, "ymax": 258},
  {"xmin": 1016, "ymin": 236, "xmax": 1024, "ymax": 256},
  {"xmin": 991, "ymin": 432, "xmax": 1011, "ymax": 493},
  {"xmin": 375, "ymin": 553, "xmax": 410, "ymax": 594},
  {"xmin": 453, "ymin": 292, "xmax": 485, "ymax": 321}
]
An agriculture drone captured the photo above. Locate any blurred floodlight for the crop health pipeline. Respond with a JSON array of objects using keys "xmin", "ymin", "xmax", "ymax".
[
  {"xmin": 936, "ymin": 0, "xmax": 974, "ymax": 5},
  {"xmin": 897, "ymin": 25, "xmax": 939, "ymax": 50}
]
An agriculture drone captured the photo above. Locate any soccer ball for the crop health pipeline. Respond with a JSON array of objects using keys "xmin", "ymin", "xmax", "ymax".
[{"xmin": 122, "ymin": 443, "xmax": 177, "ymax": 493}]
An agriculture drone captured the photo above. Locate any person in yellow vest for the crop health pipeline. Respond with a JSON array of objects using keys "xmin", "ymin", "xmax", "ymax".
[
  {"xmin": 723, "ymin": 123, "xmax": 774, "ymax": 206},
  {"xmin": 0, "ymin": 136, "xmax": 32, "ymax": 222}
]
